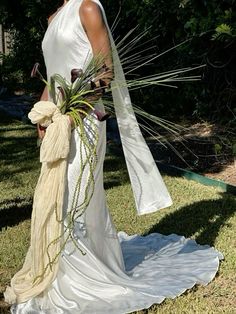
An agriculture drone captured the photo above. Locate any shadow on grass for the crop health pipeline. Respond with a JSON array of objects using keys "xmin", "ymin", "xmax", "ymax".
[
  {"xmin": 0, "ymin": 135, "xmax": 38, "ymax": 161},
  {"xmin": 0, "ymin": 197, "xmax": 32, "ymax": 230},
  {"xmin": 104, "ymin": 152, "xmax": 130, "ymax": 189},
  {"xmin": 0, "ymin": 125, "xmax": 34, "ymax": 132},
  {"xmin": 145, "ymin": 192, "xmax": 236, "ymax": 246},
  {"xmin": 0, "ymin": 298, "xmax": 10, "ymax": 314},
  {"xmin": 0, "ymin": 135, "xmax": 39, "ymax": 181},
  {"xmin": 0, "ymin": 109, "xmax": 15, "ymax": 124}
]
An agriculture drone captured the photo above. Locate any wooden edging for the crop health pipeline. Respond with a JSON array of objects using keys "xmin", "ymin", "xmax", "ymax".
[{"xmin": 156, "ymin": 162, "xmax": 236, "ymax": 196}]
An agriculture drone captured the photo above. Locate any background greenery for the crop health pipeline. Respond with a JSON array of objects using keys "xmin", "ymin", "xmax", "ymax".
[{"xmin": 0, "ymin": 0, "xmax": 236, "ymax": 123}]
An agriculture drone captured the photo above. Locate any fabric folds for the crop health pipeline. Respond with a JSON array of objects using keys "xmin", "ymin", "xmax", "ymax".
[{"xmin": 4, "ymin": 101, "xmax": 71, "ymax": 304}]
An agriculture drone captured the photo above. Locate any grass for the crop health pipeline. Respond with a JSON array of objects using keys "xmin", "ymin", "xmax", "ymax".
[{"xmin": 0, "ymin": 115, "xmax": 236, "ymax": 313}]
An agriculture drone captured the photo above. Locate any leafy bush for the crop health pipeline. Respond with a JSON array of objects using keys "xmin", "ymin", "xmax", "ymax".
[{"xmin": 0, "ymin": 0, "xmax": 236, "ymax": 123}]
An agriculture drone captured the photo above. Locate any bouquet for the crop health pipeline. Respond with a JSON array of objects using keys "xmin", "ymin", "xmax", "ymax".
[{"xmin": 31, "ymin": 59, "xmax": 112, "ymax": 126}]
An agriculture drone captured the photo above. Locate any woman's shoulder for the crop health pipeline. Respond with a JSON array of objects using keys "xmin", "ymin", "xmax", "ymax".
[
  {"xmin": 48, "ymin": 12, "xmax": 58, "ymax": 25},
  {"xmin": 79, "ymin": 0, "xmax": 103, "ymax": 29},
  {"xmin": 80, "ymin": 0, "xmax": 101, "ymax": 16}
]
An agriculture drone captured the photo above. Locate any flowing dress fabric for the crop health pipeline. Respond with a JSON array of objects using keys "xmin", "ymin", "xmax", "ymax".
[{"xmin": 11, "ymin": 0, "xmax": 223, "ymax": 313}]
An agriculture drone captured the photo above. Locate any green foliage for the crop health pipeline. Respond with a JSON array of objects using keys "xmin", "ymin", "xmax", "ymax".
[
  {"xmin": 0, "ymin": 54, "xmax": 24, "ymax": 91},
  {"xmin": 232, "ymin": 143, "xmax": 236, "ymax": 156},
  {"xmin": 0, "ymin": 0, "xmax": 59, "ymax": 92},
  {"xmin": 212, "ymin": 23, "xmax": 235, "ymax": 41},
  {"xmin": 103, "ymin": 0, "xmax": 236, "ymax": 123},
  {"xmin": 1, "ymin": 0, "xmax": 236, "ymax": 124}
]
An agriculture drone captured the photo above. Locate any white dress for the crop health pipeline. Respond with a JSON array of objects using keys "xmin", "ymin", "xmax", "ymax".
[{"xmin": 11, "ymin": 0, "xmax": 223, "ymax": 313}]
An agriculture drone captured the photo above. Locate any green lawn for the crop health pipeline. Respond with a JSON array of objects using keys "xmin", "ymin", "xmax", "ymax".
[{"xmin": 0, "ymin": 116, "xmax": 236, "ymax": 313}]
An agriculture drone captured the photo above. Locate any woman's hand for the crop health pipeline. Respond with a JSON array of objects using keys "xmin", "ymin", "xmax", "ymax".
[
  {"xmin": 85, "ymin": 84, "xmax": 104, "ymax": 103},
  {"xmin": 37, "ymin": 124, "xmax": 46, "ymax": 139},
  {"xmin": 37, "ymin": 86, "xmax": 49, "ymax": 140}
]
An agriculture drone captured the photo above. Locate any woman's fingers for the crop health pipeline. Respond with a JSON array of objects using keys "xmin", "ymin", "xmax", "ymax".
[{"xmin": 37, "ymin": 124, "xmax": 46, "ymax": 139}]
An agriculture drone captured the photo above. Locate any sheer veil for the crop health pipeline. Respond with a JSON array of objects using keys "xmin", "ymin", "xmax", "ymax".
[{"xmin": 99, "ymin": 2, "xmax": 173, "ymax": 215}]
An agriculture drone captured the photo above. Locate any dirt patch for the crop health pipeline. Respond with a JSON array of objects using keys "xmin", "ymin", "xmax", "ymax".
[
  {"xmin": 148, "ymin": 121, "xmax": 236, "ymax": 186},
  {"xmin": 205, "ymin": 162, "xmax": 236, "ymax": 186}
]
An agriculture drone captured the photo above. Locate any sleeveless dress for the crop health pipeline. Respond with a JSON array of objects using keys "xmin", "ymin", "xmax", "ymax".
[{"xmin": 11, "ymin": 0, "xmax": 223, "ymax": 313}]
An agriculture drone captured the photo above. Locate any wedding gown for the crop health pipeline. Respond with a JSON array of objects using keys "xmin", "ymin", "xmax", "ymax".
[{"xmin": 11, "ymin": 0, "xmax": 223, "ymax": 313}]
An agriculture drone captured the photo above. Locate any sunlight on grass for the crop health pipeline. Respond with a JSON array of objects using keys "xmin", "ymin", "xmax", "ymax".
[{"xmin": 0, "ymin": 118, "xmax": 235, "ymax": 313}]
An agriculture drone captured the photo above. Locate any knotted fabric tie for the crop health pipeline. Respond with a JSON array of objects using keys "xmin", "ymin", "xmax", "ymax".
[
  {"xmin": 29, "ymin": 101, "xmax": 71, "ymax": 163},
  {"xmin": 4, "ymin": 101, "xmax": 71, "ymax": 304}
]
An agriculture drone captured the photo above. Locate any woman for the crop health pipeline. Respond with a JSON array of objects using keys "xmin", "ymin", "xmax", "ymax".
[{"xmin": 5, "ymin": 0, "xmax": 223, "ymax": 313}]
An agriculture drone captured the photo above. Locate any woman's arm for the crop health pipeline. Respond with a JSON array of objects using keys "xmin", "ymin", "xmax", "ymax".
[
  {"xmin": 79, "ymin": 0, "xmax": 113, "ymax": 87},
  {"xmin": 40, "ymin": 86, "xmax": 48, "ymax": 101},
  {"xmin": 37, "ymin": 87, "xmax": 49, "ymax": 139}
]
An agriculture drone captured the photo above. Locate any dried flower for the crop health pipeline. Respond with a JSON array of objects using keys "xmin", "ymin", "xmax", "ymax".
[
  {"xmin": 93, "ymin": 109, "xmax": 110, "ymax": 121},
  {"xmin": 31, "ymin": 62, "xmax": 41, "ymax": 79},
  {"xmin": 71, "ymin": 68, "xmax": 84, "ymax": 83}
]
